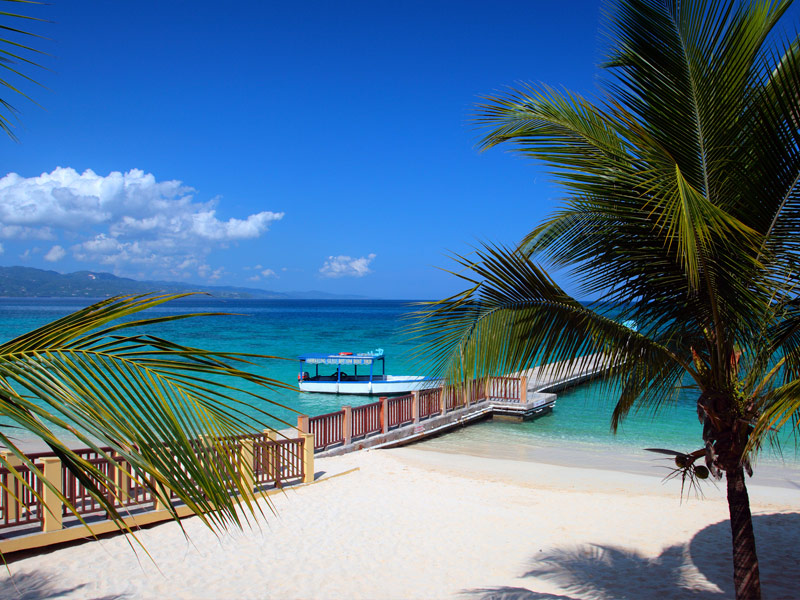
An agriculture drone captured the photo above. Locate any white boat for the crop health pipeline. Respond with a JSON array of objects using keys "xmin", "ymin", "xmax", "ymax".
[{"xmin": 297, "ymin": 350, "xmax": 432, "ymax": 395}]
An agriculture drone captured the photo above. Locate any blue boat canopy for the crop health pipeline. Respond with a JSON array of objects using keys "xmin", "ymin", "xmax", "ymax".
[{"xmin": 299, "ymin": 349, "xmax": 385, "ymax": 366}]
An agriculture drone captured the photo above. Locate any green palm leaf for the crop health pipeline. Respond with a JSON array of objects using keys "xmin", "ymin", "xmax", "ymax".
[
  {"xmin": 0, "ymin": 293, "xmax": 296, "ymax": 540},
  {"xmin": 0, "ymin": 0, "xmax": 47, "ymax": 140},
  {"xmin": 409, "ymin": 244, "xmax": 695, "ymax": 431}
]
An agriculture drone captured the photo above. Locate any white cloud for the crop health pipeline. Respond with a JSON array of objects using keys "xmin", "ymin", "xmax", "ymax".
[
  {"xmin": 245, "ymin": 267, "xmax": 277, "ymax": 282},
  {"xmin": 319, "ymin": 253, "xmax": 376, "ymax": 278},
  {"xmin": 44, "ymin": 245, "xmax": 66, "ymax": 262},
  {"xmin": 0, "ymin": 243, "xmax": 3, "ymax": 255},
  {"xmin": 0, "ymin": 225, "xmax": 54, "ymax": 240},
  {"xmin": 0, "ymin": 167, "xmax": 284, "ymax": 279}
]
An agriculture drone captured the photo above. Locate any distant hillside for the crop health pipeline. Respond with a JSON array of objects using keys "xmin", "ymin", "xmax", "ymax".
[{"xmin": 0, "ymin": 266, "xmax": 367, "ymax": 300}]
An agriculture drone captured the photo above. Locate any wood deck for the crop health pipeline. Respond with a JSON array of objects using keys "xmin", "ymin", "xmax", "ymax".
[{"xmin": 301, "ymin": 353, "xmax": 612, "ymax": 457}]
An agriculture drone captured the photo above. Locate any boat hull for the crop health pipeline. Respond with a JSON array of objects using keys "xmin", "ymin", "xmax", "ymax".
[{"xmin": 299, "ymin": 375, "xmax": 435, "ymax": 395}]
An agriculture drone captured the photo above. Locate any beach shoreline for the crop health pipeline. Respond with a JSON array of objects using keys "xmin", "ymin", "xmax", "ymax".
[{"xmin": 1, "ymin": 441, "xmax": 797, "ymax": 599}]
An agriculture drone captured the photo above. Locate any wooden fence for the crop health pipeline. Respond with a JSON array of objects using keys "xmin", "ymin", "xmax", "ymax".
[
  {"xmin": 298, "ymin": 375, "xmax": 528, "ymax": 451},
  {"xmin": 351, "ymin": 401, "xmax": 381, "ymax": 440},
  {"xmin": 0, "ymin": 431, "xmax": 312, "ymax": 539}
]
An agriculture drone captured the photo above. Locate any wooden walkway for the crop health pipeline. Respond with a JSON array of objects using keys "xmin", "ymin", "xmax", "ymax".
[
  {"xmin": 0, "ymin": 354, "xmax": 611, "ymax": 554},
  {"xmin": 298, "ymin": 353, "xmax": 612, "ymax": 457}
]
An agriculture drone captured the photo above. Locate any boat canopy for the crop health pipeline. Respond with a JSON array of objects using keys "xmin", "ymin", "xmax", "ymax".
[{"xmin": 298, "ymin": 350, "xmax": 385, "ymax": 366}]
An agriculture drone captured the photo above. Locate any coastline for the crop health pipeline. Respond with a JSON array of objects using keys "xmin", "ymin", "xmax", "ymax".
[
  {"xmin": 2, "ymin": 441, "xmax": 797, "ymax": 599},
  {"xmin": 414, "ymin": 425, "xmax": 800, "ymax": 493}
]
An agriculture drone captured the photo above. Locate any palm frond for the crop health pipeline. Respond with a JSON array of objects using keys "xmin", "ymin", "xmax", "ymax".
[
  {"xmin": 0, "ymin": 293, "xmax": 295, "ymax": 537},
  {"xmin": 751, "ymin": 377, "xmax": 800, "ymax": 444},
  {"xmin": 408, "ymin": 244, "xmax": 694, "ymax": 430},
  {"xmin": 0, "ymin": 0, "xmax": 47, "ymax": 140}
]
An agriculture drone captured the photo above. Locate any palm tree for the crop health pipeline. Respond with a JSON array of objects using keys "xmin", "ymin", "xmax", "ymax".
[
  {"xmin": 411, "ymin": 1, "xmax": 800, "ymax": 598},
  {"xmin": 0, "ymin": 3, "xmax": 294, "ymax": 545}
]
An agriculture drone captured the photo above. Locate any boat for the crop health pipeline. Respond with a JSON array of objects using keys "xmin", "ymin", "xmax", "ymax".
[{"xmin": 297, "ymin": 349, "xmax": 432, "ymax": 395}]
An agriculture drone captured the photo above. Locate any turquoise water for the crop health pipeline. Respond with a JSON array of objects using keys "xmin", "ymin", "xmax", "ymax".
[{"xmin": 0, "ymin": 297, "xmax": 796, "ymax": 463}]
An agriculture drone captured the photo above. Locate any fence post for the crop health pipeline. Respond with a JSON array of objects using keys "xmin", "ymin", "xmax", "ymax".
[
  {"xmin": 113, "ymin": 454, "xmax": 130, "ymax": 508},
  {"xmin": 411, "ymin": 391, "xmax": 420, "ymax": 424},
  {"xmin": 342, "ymin": 406, "xmax": 352, "ymax": 446},
  {"xmin": 154, "ymin": 491, "xmax": 169, "ymax": 512},
  {"xmin": 240, "ymin": 436, "xmax": 256, "ymax": 498},
  {"xmin": 39, "ymin": 457, "xmax": 63, "ymax": 533},
  {"xmin": 1, "ymin": 451, "xmax": 21, "ymax": 522},
  {"xmin": 519, "ymin": 375, "xmax": 528, "ymax": 403},
  {"xmin": 263, "ymin": 429, "xmax": 281, "ymax": 487},
  {"xmin": 297, "ymin": 414, "xmax": 309, "ymax": 434},
  {"xmin": 301, "ymin": 433, "xmax": 315, "ymax": 484},
  {"xmin": 379, "ymin": 397, "xmax": 388, "ymax": 433}
]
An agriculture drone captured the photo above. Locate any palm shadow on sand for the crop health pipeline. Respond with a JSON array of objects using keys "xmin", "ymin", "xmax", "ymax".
[
  {"xmin": 462, "ymin": 512, "xmax": 800, "ymax": 600},
  {"xmin": 0, "ymin": 570, "xmax": 129, "ymax": 600}
]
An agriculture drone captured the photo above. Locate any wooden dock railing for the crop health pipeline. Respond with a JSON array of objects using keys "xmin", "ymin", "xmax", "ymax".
[
  {"xmin": 387, "ymin": 394, "xmax": 414, "ymax": 429},
  {"xmin": 351, "ymin": 401, "xmax": 381, "ymax": 441},
  {"xmin": 418, "ymin": 388, "xmax": 442, "ymax": 420},
  {"xmin": 307, "ymin": 410, "xmax": 346, "ymax": 450},
  {"xmin": 0, "ymin": 430, "xmax": 313, "ymax": 546},
  {"xmin": 297, "ymin": 374, "xmax": 536, "ymax": 452}
]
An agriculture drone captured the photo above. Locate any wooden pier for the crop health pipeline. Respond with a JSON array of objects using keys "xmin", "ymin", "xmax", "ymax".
[
  {"xmin": 0, "ymin": 354, "xmax": 611, "ymax": 553},
  {"xmin": 297, "ymin": 353, "xmax": 612, "ymax": 457}
]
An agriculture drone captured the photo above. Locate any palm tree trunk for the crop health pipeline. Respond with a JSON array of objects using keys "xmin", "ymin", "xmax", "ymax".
[{"xmin": 726, "ymin": 466, "xmax": 761, "ymax": 599}]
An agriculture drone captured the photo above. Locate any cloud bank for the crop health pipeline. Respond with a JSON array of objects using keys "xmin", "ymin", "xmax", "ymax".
[
  {"xmin": 319, "ymin": 253, "xmax": 376, "ymax": 278},
  {"xmin": 0, "ymin": 168, "xmax": 283, "ymax": 279}
]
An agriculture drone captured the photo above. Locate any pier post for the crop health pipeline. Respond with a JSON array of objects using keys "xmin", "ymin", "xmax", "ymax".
[
  {"xmin": 301, "ymin": 433, "xmax": 315, "ymax": 484},
  {"xmin": 439, "ymin": 386, "xmax": 447, "ymax": 415},
  {"xmin": 113, "ymin": 454, "xmax": 131, "ymax": 510},
  {"xmin": 519, "ymin": 375, "xmax": 528, "ymax": 403},
  {"xmin": 379, "ymin": 397, "xmax": 388, "ymax": 433},
  {"xmin": 240, "ymin": 436, "xmax": 256, "ymax": 497},
  {"xmin": 154, "ymin": 487, "xmax": 170, "ymax": 512},
  {"xmin": 411, "ymin": 391, "xmax": 420, "ymax": 424},
  {"xmin": 39, "ymin": 457, "xmax": 63, "ymax": 532},
  {"xmin": 342, "ymin": 406, "xmax": 352, "ymax": 446},
  {"xmin": 297, "ymin": 414, "xmax": 309, "ymax": 434},
  {"xmin": 1, "ymin": 451, "xmax": 21, "ymax": 521},
  {"xmin": 263, "ymin": 429, "xmax": 281, "ymax": 487}
]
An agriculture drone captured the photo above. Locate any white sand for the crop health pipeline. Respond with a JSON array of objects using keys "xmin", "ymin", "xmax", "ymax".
[{"xmin": 1, "ymin": 445, "xmax": 798, "ymax": 600}]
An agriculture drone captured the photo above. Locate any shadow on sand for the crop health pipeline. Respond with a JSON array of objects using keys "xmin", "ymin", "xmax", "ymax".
[
  {"xmin": 462, "ymin": 512, "xmax": 800, "ymax": 600},
  {"xmin": 0, "ymin": 570, "xmax": 130, "ymax": 600}
]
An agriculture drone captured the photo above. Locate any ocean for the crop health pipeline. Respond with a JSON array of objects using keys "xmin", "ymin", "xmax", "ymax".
[{"xmin": 0, "ymin": 297, "xmax": 796, "ymax": 465}]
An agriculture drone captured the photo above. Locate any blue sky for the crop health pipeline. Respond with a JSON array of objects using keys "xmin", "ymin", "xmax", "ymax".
[{"xmin": 3, "ymin": 1, "xmax": 780, "ymax": 300}]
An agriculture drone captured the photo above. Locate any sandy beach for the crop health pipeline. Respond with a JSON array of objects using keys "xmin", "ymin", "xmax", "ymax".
[{"xmin": 1, "ymin": 443, "xmax": 798, "ymax": 600}]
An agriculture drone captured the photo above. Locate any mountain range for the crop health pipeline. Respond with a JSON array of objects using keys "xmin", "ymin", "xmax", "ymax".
[{"xmin": 0, "ymin": 266, "xmax": 367, "ymax": 300}]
